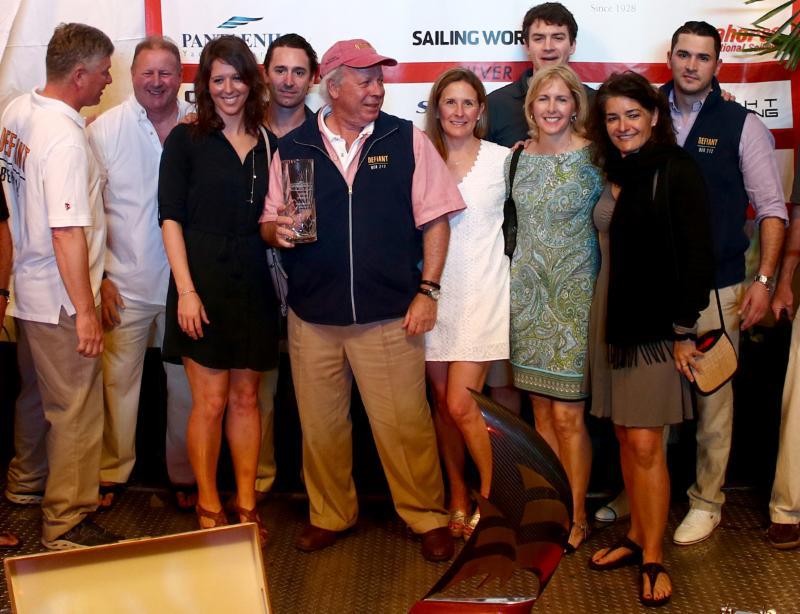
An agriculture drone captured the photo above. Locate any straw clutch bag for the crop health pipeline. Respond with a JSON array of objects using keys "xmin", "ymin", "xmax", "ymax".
[{"xmin": 691, "ymin": 288, "xmax": 738, "ymax": 395}]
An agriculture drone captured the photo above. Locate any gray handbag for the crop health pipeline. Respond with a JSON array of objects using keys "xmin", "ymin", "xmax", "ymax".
[{"xmin": 259, "ymin": 126, "xmax": 288, "ymax": 317}]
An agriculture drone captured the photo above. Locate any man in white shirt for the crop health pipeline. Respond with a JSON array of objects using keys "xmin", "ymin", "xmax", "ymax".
[
  {"xmin": 86, "ymin": 36, "xmax": 193, "ymax": 507},
  {"xmin": 0, "ymin": 22, "xmax": 119, "ymax": 549}
]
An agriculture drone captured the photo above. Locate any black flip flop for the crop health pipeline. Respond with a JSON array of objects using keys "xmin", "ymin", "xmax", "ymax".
[
  {"xmin": 588, "ymin": 535, "xmax": 643, "ymax": 571},
  {"xmin": 640, "ymin": 562, "xmax": 672, "ymax": 607}
]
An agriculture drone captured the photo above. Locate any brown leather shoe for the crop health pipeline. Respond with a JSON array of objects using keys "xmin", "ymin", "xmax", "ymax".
[
  {"xmin": 767, "ymin": 522, "xmax": 800, "ymax": 550},
  {"xmin": 295, "ymin": 524, "xmax": 342, "ymax": 552},
  {"xmin": 421, "ymin": 526, "xmax": 454, "ymax": 562}
]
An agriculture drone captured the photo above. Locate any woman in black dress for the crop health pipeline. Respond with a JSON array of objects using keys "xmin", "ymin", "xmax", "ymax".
[
  {"xmin": 584, "ymin": 72, "xmax": 713, "ymax": 606},
  {"xmin": 159, "ymin": 36, "xmax": 278, "ymax": 545}
]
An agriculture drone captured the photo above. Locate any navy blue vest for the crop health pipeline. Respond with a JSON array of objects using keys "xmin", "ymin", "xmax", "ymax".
[
  {"xmin": 661, "ymin": 80, "xmax": 750, "ymax": 288},
  {"xmin": 278, "ymin": 111, "xmax": 419, "ymax": 325}
]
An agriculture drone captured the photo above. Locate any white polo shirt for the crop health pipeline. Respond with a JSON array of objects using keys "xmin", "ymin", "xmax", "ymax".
[
  {"xmin": 0, "ymin": 89, "xmax": 106, "ymax": 325},
  {"xmin": 88, "ymin": 95, "xmax": 192, "ymax": 306}
]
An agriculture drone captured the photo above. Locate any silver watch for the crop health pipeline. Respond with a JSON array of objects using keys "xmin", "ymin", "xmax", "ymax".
[
  {"xmin": 753, "ymin": 273, "xmax": 774, "ymax": 290},
  {"xmin": 418, "ymin": 287, "xmax": 440, "ymax": 301}
]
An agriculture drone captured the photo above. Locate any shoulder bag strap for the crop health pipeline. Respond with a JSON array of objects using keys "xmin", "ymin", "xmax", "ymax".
[
  {"xmin": 508, "ymin": 145, "xmax": 523, "ymax": 189},
  {"xmin": 656, "ymin": 159, "xmax": 724, "ymax": 332}
]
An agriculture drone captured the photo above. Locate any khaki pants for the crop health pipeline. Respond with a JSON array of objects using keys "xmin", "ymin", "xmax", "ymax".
[
  {"xmin": 770, "ymin": 313, "xmax": 800, "ymax": 524},
  {"xmin": 288, "ymin": 310, "xmax": 447, "ymax": 533},
  {"xmin": 165, "ymin": 363, "xmax": 278, "ymax": 493},
  {"xmin": 7, "ymin": 309, "xmax": 102, "ymax": 541},
  {"xmin": 100, "ymin": 299, "xmax": 165, "ymax": 483},
  {"xmin": 688, "ymin": 283, "xmax": 744, "ymax": 512}
]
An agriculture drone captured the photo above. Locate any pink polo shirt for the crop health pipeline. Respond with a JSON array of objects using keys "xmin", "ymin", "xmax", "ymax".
[{"xmin": 259, "ymin": 109, "xmax": 466, "ymax": 227}]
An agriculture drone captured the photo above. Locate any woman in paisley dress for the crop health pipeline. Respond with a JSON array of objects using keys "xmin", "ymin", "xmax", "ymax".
[
  {"xmin": 508, "ymin": 64, "xmax": 603, "ymax": 552},
  {"xmin": 424, "ymin": 68, "xmax": 510, "ymax": 539}
]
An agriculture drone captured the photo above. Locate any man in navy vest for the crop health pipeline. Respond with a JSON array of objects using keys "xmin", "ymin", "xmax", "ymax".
[
  {"xmin": 662, "ymin": 21, "xmax": 787, "ymax": 546},
  {"xmin": 261, "ymin": 39, "xmax": 466, "ymax": 561}
]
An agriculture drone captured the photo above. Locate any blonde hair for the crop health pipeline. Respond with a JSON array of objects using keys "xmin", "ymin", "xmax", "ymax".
[{"xmin": 524, "ymin": 64, "xmax": 587, "ymax": 141}]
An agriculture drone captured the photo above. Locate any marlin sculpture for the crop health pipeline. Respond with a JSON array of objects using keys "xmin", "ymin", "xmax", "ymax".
[{"xmin": 409, "ymin": 390, "xmax": 572, "ymax": 613}]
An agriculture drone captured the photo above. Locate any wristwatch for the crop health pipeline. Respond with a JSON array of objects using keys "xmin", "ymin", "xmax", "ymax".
[
  {"xmin": 753, "ymin": 273, "xmax": 774, "ymax": 290},
  {"xmin": 0, "ymin": 289, "xmax": 9, "ymax": 303},
  {"xmin": 418, "ymin": 286, "xmax": 440, "ymax": 301}
]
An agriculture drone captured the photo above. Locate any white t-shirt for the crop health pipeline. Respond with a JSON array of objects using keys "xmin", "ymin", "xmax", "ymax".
[
  {"xmin": 87, "ymin": 95, "xmax": 192, "ymax": 306},
  {"xmin": 0, "ymin": 89, "xmax": 106, "ymax": 324}
]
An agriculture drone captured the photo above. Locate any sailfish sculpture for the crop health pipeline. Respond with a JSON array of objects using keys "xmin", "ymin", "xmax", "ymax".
[{"xmin": 410, "ymin": 390, "xmax": 573, "ymax": 613}]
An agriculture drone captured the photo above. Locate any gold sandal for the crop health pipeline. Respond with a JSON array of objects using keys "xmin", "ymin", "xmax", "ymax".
[
  {"xmin": 234, "ymin": 503, "xmax": 269, "ymax": 548},
  {"xmin": 448, "ymin": 510, "xmax": 467, "ymax": 537}
]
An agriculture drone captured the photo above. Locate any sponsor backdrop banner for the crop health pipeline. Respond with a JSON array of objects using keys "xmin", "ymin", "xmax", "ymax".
[
  {"xmin": 145, "ymin": 0, "xmax": 799, "ymax": 192},
  {"xmin": 0, "ymin": 1, "xmax": 794, "ymax": 188},
  {"xmin": 0, "ymin": 0, "xmax": 144, "ymax": 116},
  {"xmin": 0, "ymin": 0, "xmax": 22, "ymax": 66}
]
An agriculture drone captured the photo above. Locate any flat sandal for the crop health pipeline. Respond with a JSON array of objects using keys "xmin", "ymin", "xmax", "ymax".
[
  {"xmin": 640, "ymin": 562, "xmax": 672, "ymax": 607},
  {"xmin": 588, "ymin": 535, "xmax": 643, "ymax": 571}
]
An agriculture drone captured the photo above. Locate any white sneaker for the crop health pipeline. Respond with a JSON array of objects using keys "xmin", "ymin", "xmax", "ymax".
[
  {"xmin": 594, "ymin": 491, "xmax": 630, "ymax": 523},
  {"xmin": 673, "ymin": 509, "xmax": 721, "ymax": 545}
]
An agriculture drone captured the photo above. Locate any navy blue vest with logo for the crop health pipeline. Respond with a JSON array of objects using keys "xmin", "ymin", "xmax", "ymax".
[
  {"xmin": 278, "ymin": 111, "xmax": 419, "ymax": 325},
  {"xmin": 661, "ymin": 79, "xmax": 749, "ymax": 288}
]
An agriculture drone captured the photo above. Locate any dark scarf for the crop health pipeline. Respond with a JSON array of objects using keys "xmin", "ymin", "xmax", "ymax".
[{"xmin": 605, "ymin": 141, "xmax": 683, "ymax": 368}]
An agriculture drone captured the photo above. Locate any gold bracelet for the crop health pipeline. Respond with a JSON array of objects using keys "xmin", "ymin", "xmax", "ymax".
[{"xmin": 179, "ymin": 289, "xmax": 197, "ymax": 296}]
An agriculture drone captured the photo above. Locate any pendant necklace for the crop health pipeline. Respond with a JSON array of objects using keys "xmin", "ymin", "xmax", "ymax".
[{"xmin": 248, "ymin": 148, "xmax": 256, "ymax": 204}]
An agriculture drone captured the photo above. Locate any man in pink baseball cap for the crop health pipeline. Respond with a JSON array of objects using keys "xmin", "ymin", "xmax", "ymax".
[
  {"xmin": 318, "ymin": 38, "xmax": 397, "ymax": 77},
  {"xmin": 260, "ymin": 37, "xmax": 467, "ymax": 562}
]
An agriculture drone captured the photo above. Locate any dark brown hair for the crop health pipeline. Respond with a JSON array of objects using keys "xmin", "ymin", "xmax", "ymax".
[
  {"xmin": 192, "ymin": 36, "xmax": 266, "ymax": 136},
  {"xmin": 587, "ymin": 71, "xmax": 675, "ymax": 170},
  {"xmin": 522, "ymin": 3, "xmax": 578, "ymax": 43},
  {"xmin": 671, "ymin": 20, "xmax": 721, "ymax": 60},
  {"xmin": 263, "ymin": 33, "xmax": 319, "ymax": 78},
  {"xmin": 424, "ymin": 68, "xmax": 487, "ymax": 161}
]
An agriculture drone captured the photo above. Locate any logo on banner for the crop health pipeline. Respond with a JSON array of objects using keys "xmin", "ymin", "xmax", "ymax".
[
  {"xmin": 179, "ymin": 17, "xmax": 280, "ymax": 61},
  {"xmin": 412, "ymin": 30, "xmax": 524, "ymax": 46},
  {"xmin": 717, "ymin": 24, "xmax": 764, "ymax": 53},
  {"xmin": 218, "ymin": 16, "xmax": 263, "ymax": 29},
  {"xmin": 742, "ymin": 97, "xmax": 780, "ymax": 120}
]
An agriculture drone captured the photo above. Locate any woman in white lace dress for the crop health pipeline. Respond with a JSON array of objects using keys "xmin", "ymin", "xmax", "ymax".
[{"xmin": 423, "ymin": 68, "xmax": 510, "ymax": 539}]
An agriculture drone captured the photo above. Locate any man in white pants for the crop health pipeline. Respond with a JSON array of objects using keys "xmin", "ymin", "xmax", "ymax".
[
  {"xmin": 767, "ymin": 164, "xmax": 800, "ymax": 550},
  {"xmin": 87, "ymin": 36, "xmax": 192, "ymax": 506}
]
